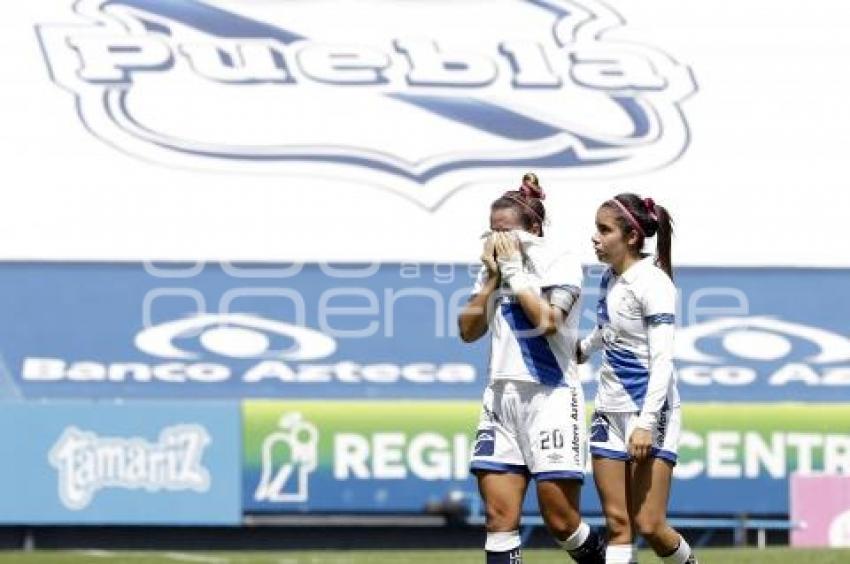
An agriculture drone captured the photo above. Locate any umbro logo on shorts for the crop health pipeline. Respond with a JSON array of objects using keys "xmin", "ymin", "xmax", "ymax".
[{"xmin": 474, "ymin": 430, "xmax": 496, "ymax": 457}]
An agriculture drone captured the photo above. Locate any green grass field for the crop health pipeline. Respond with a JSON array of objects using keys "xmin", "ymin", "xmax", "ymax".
[{"xmin": 0, "ymin": 549, "xmax": 848, "ymax": 563}]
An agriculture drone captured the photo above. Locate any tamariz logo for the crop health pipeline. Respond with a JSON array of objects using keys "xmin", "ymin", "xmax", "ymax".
[
  {"xmin": 49, "ymin": 424, "xmax": 211, "ymax": 510},
  {"xmin": 36, "ymin": 0, "xmax": 696, "ymax": 208}
]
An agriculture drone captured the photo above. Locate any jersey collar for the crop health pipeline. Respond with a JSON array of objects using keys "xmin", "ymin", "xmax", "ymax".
[{"xmin": 619, "ymin": 255, "xmax": 655, "ymax": 284}]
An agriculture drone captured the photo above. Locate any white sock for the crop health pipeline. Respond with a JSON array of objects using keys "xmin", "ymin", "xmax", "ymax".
[
  {"xmin": 486, "ymin": 530, "xmax": 521, "ymax": 552},
  {"xmin": 662, "ymin": 536, "xmax": 694, "ymax": 564},
  {"xmin": 605, "ymin": 543, "xmax": 637, "ymax": 563},
  {"xmin": 556, "ymin": 521, "xmax": 589, "ymax": 551}
]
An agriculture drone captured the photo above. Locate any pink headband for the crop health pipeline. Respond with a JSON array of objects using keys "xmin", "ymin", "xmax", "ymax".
[
  {"xmin": 506, "ymin": 193, "xmax": 544, "ymax": 224},
  {"xmin": 608, "ymin": 198, "xmax": 645, "ymax": 237}
]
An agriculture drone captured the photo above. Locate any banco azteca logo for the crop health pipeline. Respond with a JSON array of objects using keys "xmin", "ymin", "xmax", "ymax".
[
  {"xmin": 675, "ymin": 317, "xmax": 850, "ymax": 365},
  {"xmin": 37, "ymin": 0, "xmax": 696, "ymax": 208},
  {"xmin": 134, "ymin": 313, "xmax": 337, "ymax": 360}
]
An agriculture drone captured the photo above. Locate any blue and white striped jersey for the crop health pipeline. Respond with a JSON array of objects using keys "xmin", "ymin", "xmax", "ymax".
[
  {"xmin": 472, "ymin": 234, "xmax": 583, "ymax": 387},
  {"xmin": 581, "ymin": 256, "xmax": 680, "ymax": 419}
]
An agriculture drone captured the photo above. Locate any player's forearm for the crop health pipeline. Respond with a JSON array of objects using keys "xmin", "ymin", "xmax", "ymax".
[
  {"xmin": 497, "ymin": 254, "xmax": 555, "ymax": 336},
  {"xmin": 458, "ymin": 276, "xmax": 500, "ymax": 342},
  {"xmin": 579, "ymin": 325, "xmax": 603, "ymax": 361},
  {"xmin": 514, "ymin": 289, "xmax": 559, "ymax": 337},
  {"xmin": 637, "ymin": 322, "xmax": 676, "ymax": 429}
]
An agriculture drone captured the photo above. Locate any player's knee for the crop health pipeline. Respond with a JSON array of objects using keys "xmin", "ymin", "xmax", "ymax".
[
  {"xmin": 543, "ymin": 520, "xmax": 580, "ymax": 541},
  {"xmin": 603, "ymin": 506, "xmax": 631, "ymax": 538},
  {"xmin": 633, "ymin": 510, "xmax": 666, "ymax": 540},
  {"xmin": 485, "ymin": 501, "xmax": 521, "ymax": 531},
  {"xmin": 536, "ymin": 483, "xmax": 581, "ymax": 537},
  {"xmin": 540, "ymin": 508, "xmax": 581, "ymax": 540}
]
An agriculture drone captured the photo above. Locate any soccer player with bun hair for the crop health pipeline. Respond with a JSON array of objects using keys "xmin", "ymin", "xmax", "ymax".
[
  {"xmin": 579, "ymin": 194, "xmax": 698, "ymax": 564},
  {"xmin": 459, "ymin": 173, "xmax": 605, "ymax": 564}
]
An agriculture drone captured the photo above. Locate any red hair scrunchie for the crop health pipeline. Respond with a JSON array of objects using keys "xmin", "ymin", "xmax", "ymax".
[
  {"xmin": 644, "ymin": 197, "xmax": 658, "ymax": 221},
  {"xmin": 520, "ymin": 180, "xmax": 545, "ymax": 200}
]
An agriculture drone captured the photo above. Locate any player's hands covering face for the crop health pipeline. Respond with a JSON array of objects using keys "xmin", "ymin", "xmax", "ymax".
[
  {"xmin": 494, "ymin": 232, "xmax": 521, "ymax": 261},
  {"xmin": 480, "ymin": 234, "xmax": 499, "ymax": 277}
]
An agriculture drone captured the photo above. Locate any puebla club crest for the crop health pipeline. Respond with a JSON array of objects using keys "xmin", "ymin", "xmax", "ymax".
[{"xmin": 37, "ymin": 0, "xmax": 696, "ymax": 208}]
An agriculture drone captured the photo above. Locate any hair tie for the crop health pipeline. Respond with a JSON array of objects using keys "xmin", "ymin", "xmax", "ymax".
[
  {"xmin": 520, "ymin": 180, "xmax": 545, "ymax": 200},
  {"xmin": 644, "ymin": 198, "xmax": 658, "ymax": 221}
]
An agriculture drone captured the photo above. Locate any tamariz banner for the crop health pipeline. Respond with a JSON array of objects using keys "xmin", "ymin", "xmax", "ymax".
[{"xmin": 0, "ymin": 401, "xmax": 241, "ymax": 524}]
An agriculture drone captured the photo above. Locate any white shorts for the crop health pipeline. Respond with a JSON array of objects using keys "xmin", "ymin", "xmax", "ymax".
[
  {"xmin": 470, "ymin": 380, "xmax": 587, "ymax": 481},
  {"xmin": 589, "ymin": 405, "xmax": 681, "ymax": 465}
]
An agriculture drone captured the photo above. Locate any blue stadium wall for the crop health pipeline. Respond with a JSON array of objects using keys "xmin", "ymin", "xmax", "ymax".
[{"xmin": 0, "ymin": 263, "xmax": 846, "ymax": 524}]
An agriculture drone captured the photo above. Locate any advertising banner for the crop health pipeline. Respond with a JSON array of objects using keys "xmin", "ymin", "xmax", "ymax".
[
  {"xmin": 0, "ymin": 402, "xmax": 241, "ymax": 524},
  {"xmin": 791, "ymin": 474, "xmax": 850, "ymax": 547},
  {"xmin": 0, "ymin": 262, "xmax": 484, "ymax": 400},
  {"xmin": 671, "ymin": 405, "xmax": 850, "ymax": 514},
  {"xmin": 242, "ymin": 401, "xmax": 850, "ymax": 514},
  {"xmin": 0, "ymin": 263, "xmax": 847, "ymax": 402},
  {"xmin": 243, "ymin": 401, "xmax": 476, "ymax": 513}
]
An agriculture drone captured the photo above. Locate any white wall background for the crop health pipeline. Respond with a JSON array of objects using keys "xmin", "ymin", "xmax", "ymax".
[{"xmin": 0, "ymin": 0, "xmax": 848, "ymax": 266}]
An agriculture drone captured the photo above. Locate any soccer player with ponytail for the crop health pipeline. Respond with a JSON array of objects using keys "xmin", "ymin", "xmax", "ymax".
[
  {"xmin": 578, "ymin": 194, "xmax": 697, "ymax": 564},
  {"xmin": 459, "ymin": 173, "xmax": 605, "ymax": 564}
]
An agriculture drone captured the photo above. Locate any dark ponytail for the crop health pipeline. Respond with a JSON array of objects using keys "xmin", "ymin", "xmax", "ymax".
[
  {"xmin": 653, "ymin": 203, "xmax": 674, "ymax": 280},
  {"xmin": 602, "ymin": 193, "xmax": 674, "ymax": 280}
]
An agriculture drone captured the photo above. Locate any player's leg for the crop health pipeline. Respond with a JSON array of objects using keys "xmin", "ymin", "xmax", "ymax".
[
  {"xmin": 590, "ymin": 412, "xmax": 636, "ymax": 564},
  {"xmin": 477, "ymin": 471, "xmax": 529, "ymax": 564},
  {"xmin": 629, "ymin": 408, "xmax": 698, "ymax": 563},
  {"xmin": 528, "ymin": 385, "xmax": 605, "ymax": 563},
  {"xmin": 629, "ymin": 458, "xmax": 696, "ymax": 562},
  {"xmin": 593, "ymin": 457, "xmax": 635, "ymax": 564},
  {"xmin": 471, "ymin": 383, "xmax": 529, "ymax": 563},
  {"xmin": 536, "ymin": 478, "xmax": 604, "ymax": 563}
]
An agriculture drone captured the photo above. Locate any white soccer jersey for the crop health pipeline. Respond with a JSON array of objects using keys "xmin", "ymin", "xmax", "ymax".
[
  {"xmin": 471, "ymin": 233, "xmax": 583, "ymax": 386},
  {"xmin": 581, "ymin": 256, "xmax": 680, "ymax": 417}
]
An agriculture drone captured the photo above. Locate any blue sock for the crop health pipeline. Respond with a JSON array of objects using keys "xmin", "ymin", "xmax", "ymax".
[{"xmin": 486, "ymin": 547, "xmax": 522, "ymax": 564}]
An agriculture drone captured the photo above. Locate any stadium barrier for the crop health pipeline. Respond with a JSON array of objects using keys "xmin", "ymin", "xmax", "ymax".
[{"xmin": 463, "ymin": 493, "xmax": 801, "ymax": 549}]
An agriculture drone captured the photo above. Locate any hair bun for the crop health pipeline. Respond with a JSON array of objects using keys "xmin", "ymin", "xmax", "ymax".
[{"xmin": 520, "ymin": 172, "xmax": 545, "ymax": 200}]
